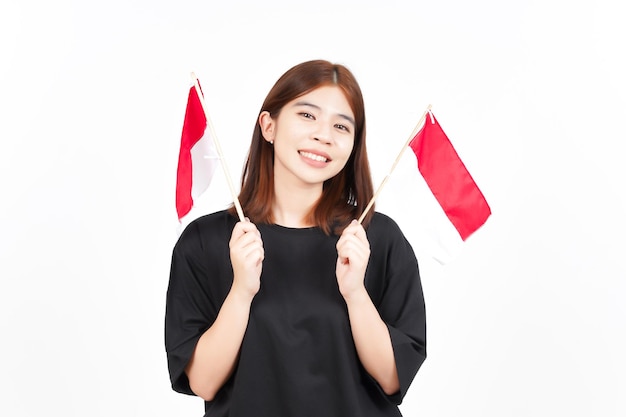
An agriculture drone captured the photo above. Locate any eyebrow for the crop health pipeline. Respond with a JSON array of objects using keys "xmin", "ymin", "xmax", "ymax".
[{"xmin": 293, "ymin": 101, "xmax": 356, "ymax": 127}]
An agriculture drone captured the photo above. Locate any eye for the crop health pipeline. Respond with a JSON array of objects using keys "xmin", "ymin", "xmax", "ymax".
[
  {"xmin": 299, "ymin": 112, "xmax": 315, "ymax": 120},
  {"xmin": 334, "ymin": 123, "xmax": 351, "ymax": 133}
]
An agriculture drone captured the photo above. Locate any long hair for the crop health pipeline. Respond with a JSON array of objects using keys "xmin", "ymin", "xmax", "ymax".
[{"xmin": 229, "ymin": 60, "xmax": 374, "ymax": 234}]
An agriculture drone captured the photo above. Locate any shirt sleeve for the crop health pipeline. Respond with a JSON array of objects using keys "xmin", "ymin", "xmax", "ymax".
[
  {"xmin": 368, "ymin": 214, "xmax": 427, "ymax": 405},
  {"xmin": 164, "ymin": 219, "xmax": 231, "ymax": 395}
]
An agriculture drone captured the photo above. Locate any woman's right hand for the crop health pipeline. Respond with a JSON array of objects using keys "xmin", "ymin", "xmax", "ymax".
[{"xmin": 229, "ymin": 220, "xmax": 264, "ymax": 298}]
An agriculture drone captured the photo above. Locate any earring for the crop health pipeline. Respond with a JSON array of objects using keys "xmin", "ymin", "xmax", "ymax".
[{"xmin": 270, "ymin": 140, "xmax": 274, "ymax": 145}]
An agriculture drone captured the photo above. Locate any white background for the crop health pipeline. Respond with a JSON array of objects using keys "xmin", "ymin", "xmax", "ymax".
[{"xmin": 1, "ymin": 0, "xmax": 625, "ymax": 415}]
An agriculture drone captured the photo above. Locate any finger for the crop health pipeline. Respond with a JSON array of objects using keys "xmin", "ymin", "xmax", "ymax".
[
  {"xmin": 338, "ymin": 236, "xmax": 370, "ymax": 264},
  {"xmin": 230, "ymin": 221, "xmax": 256, "ymax": 242},
  {"xmin": 231, "ymin": 222, "xmax": 262, "ymax": 246},
  {"xmin": 241, "ymin": 244, "xmax": 264, "ymax": 263},
  {"xmin": 238, "ymin": 230, "xmax": 264, "ymax": 255},
  {"xmin": 337, "ymin": 233, "xmax": 367, "ymax": 254},
  {"xmin": 341, "ymin": 219, "xmax": 358, "ymax": 235},
  {"xmin": 338, "ymin": 247, "xmax": 366, "ymax": 267},
  {"xmin": 336, "ymin": 234, "xmax": 354, "ymax": 257},
  {"xmin": 344, "ymin": 219, "xmax": 368, "ymax": 241},
  {"xmin": 336, "ymin": 241, "xmax": 357, "ymax": 263},
  {"xmin": 237, "ymin": 229, "xmax": 263, "ymax": 248},
  {"xmin": 239, "ymin": 220, "xmax": 260, "ymax": 234},
  {"xmin": 230, "ymin": 223, "xmax": 245, "ymax": 243},
  {"xmin": 340, "ymin": 220, "xmax": 368, "ymax": 246}
]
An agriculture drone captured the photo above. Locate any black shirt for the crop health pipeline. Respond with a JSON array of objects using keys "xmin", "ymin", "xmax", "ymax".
[{"xmin": 165, "ymin": 210, "xmax": 426, "ymax": 417}]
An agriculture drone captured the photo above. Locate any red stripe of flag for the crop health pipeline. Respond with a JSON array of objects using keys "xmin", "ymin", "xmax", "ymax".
[
  {"xmin": 176, "ymin": 84, "xmax": 208, "ymax": 221},
  {"xmin": 409, "ymin": 112, "xmax": 491, "ymax": 240}
]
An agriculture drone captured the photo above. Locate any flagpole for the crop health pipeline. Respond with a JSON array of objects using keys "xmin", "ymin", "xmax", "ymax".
[
  {"xmin": 358, "ymin": 104, "xmax": 432, "ymax": 224},
  {"xmin": 191, "ymin": 72, "xmax": 245, "ymax": 222}
]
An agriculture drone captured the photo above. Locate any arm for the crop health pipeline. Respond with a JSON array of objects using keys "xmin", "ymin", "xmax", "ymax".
[
  {"xmin": 336, "ymin": 220, "xmax": 400, "ymax": 396},
  {"xmin": 344, "ymin": 290, "xmax": 400, "ymax": 395},
  {"xmin": 185, "ymin": 221, "xmax": 264, "ymax": 401}
]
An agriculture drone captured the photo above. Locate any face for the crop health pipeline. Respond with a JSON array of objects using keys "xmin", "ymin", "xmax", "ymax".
[{"xmin": 259, "ymin": 85, "xmax": 356, "ymax": 191}]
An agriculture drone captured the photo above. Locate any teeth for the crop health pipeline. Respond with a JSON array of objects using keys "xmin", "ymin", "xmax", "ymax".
[{"xmin": 299, "ymin": 151, "xmax": 328, "ymax": 162}]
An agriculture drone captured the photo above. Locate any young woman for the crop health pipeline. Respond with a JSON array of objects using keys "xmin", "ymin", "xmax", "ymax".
[{"xmin": 165, "ymin": 60, "xmax": 426, "ymax": 416}]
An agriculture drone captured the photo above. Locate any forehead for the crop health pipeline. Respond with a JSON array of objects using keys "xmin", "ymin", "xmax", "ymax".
[{"xmin": 289, "ymin": 86, "xmax": 354, "ymax": 118}]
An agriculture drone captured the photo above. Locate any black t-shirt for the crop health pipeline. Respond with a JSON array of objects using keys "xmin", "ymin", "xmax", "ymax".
[{"xmin": 165, "ymin": 210, "xmax": 426, "ymax": 417}]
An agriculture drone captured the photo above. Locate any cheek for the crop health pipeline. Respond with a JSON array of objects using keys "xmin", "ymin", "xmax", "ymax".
[
  {"xmin": 333, "ymin": 142, "xmax": 354, "ymax": 173},
  {"xmin": 337, "ymin": 137, "xmax": 355, "ymax": 159}
]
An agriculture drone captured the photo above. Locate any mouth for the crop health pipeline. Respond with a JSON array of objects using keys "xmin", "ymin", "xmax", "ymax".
[{"xmin": 298, "ymin": 150, "xmax": 331, "ymax": 163}]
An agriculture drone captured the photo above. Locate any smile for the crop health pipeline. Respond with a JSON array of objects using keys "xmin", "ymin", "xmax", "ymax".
[{"xmin": 299, "ymin": 151, "xmax": 329, "ymax": 163}]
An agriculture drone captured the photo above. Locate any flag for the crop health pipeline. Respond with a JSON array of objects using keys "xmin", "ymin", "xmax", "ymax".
[
  {"xmin": 176, "ymin": 81, "xmax": 218, "ymax": 222},
  {"xmin": 409, "ymin": 111, "xmax": 491, "ymax": 240}
]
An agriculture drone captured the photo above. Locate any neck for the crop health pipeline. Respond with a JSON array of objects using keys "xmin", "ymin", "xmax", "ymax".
[{"xmin": 272, "ymin": 178, "xmax": 322, "ymax": 228}]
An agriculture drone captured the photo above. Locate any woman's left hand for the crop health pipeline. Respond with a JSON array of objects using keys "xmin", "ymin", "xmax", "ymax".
[{"xmin": 336, "ymin": 220, "xmax": 371, "ymax": 300}]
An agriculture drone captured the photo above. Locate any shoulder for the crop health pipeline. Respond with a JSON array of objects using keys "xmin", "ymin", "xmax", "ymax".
[
  {"xmin": 364, "ymin": 213, "xmax": 420, "ymax": 301},
  {"xmin": 367, "ymin": 212, "xmax": 405, "ymax": 240},
  {"xmin": 174, "ymin": 210, "xmax": 238, "ymax": 254},
  {"xmin": 367, "ymin": 212, "xmax": 416, "ymax": 258},
  {"xmin": 189, "ymin": 209, "xmax": 238, "ymax": 234}
]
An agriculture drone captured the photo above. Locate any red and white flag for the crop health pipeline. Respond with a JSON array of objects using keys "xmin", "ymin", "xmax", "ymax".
[
  {"xmin": 409, "ymin": 111, "xmax": 491, "ymax": 240},
  {"xmin": 175, "ymin": 82, "xmax": 218, "ymax": 222},
  {"xmin": 405, "ymin": 110, "xmax": 491, "ymax": 262}
]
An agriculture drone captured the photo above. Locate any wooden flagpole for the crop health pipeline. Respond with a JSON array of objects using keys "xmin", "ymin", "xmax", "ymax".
[
  {"xmin": 358, "ymin": 104, "xmax": 432, "ymax": 224},
  {"xmin": 191, "ymin": 72, "xmax": 245, "ymax": 222}
]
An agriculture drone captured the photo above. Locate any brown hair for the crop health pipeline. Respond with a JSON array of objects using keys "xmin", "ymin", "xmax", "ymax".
[{"xmin": 229, "ymin": 60, "xmax": 374, "ymax": 234}]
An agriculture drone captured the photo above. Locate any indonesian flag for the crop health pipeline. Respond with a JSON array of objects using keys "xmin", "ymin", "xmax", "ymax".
[
  {"xmin": 399, "ymin": 110, "xmax": 491, "ymax": 263},
  {"xmin": 175, "ymin": 81, "xmax": 218, "ymax": 222}
]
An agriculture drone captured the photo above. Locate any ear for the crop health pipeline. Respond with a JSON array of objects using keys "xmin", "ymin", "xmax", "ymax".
[{"xmin": 258, "ymin": 111, "xmax": 275, "ymax": 143}]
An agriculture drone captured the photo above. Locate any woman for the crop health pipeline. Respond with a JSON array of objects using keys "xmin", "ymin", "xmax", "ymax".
[{"xmin": 165, "ymin": 60, "xmax": 426, "ymax": 416}]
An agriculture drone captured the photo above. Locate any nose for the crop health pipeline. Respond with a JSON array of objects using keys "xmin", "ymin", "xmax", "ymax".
[{"xmin": 313, "ymin": 121, "xmax": 333, "ymax": 145}]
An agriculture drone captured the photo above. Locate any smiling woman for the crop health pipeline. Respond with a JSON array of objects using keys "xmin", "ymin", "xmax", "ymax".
[
  {"xmin": 236, "ymin": 60, "xmax": 373, "ymax": 235},
  {"xmin": 165, "ymin": 60, "xmax": 427, "ymax": 417},
  {"xmin": 258, "ymin": 85, "xmax": 357, "ymax": 224}
]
